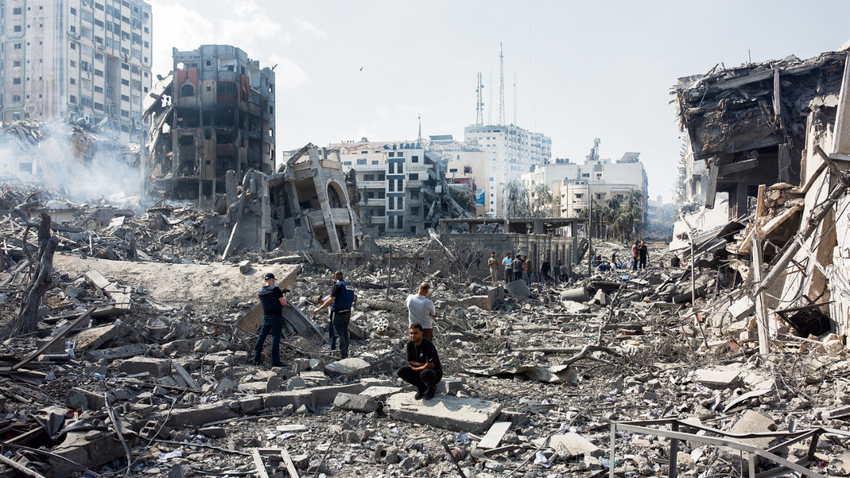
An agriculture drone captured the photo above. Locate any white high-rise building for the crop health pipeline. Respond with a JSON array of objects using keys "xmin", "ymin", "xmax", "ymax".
[
  {"xmin": 1, "ymin": 0, "xmax": 153, "ymax": 142},
  {"xmin": 464, "ymin": 124, "xmax": 551, "ymax": 216}
]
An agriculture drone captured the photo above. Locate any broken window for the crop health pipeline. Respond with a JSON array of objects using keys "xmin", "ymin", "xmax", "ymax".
[
  {"xmin": 180, "ymin": 84, "xmax": 195, "ymax": 97},
  {"xmin": 410, "ymin": 189, "xmax": 419, "ymax": 199}
]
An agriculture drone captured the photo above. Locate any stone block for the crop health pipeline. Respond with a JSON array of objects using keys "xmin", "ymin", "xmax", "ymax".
[
  {"xmin": 67, "ymin": 387, "xmax": 107, "ymax": 411},
  {"xmin": 166, "ymin": 403, "xmax": 238, "ymax": 428},
  {"xmin": 299, "ymin": 371, "xmax": 328, "ymax": 386},
  {"xmin": 284, "ymin": 377, "xmax": 305, "ymax": 391},
  {"xmin": 267, "ymin": 376, "xmax": 283, "ymax": 392},
  {"xmin": 324, "ymin": 358, "xmax": 371, "ymax": 378},
  {"xmin": 120, "ymin": 357, "xmax": 172, "ymax": 377},
  {"xmin": 86, "ymin": 343, "xmax": 150, "ymax": 362},
  {"xmin": 695, "ymin": 368, "xmax": 740, "ymax": 389},
  {"xmin": 593, "ymin": 289, "xmax": 610, "ymax": 306},
  {"xmin": 199, "ymin": 426, "xmax": 226, "ymax": 438},
  {"xmin": 238, "ymin": 260, "xmax": 251, "ymax": 274},
  {"xmin": 497, "ymin": 410, "xmax": 528, "ymax": 426},
  {"xmin": 348, "ymin": 321, "xmax": 365, "ymax": 340},
  {"xmin": 386, "ymin": 392, "xmax": 504, "ymax": 432},
  {"xmin": 729, "ymin": 296, "xmax": 755, "ymax": 321},
  {"xmin": 334, "ymin": 392, "xmax": 378, "ymax": 413},
  {"xmin": 48, "ymin": 430, "xmax": 127, "ymax": 478},
  {"xmin": 239, "ymin": 397, "xmax": 263, "ymax": 414},
  {"xmin": 309, "ymin": 383, "xmax": 367, "ymax": 406},
  {"xmin": 72, "ymin": 324, "xmax": 119, "ymax": 352},
  {"xmin": 360, "ymin": 386, "xmax": 403, "ymax": 401},
  {"xmin": 438, "ymin": 379, "xmax": 464, "ymax": 395},
  {"xmin": 460, "ymin": 296, "xmax": 493, "ymax": 311},
  {"xmin": 505, "ymin": 280, "xmax": 531, "ymax": 299},
  {"xmin": 261, "ymin": 390, "xmax": 313, "ymax": 410}
]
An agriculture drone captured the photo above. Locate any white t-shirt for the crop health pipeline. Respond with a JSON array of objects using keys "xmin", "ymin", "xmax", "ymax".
[{"xmin": 406, "ymin": 294, "xmax": 436, "ymax": 329}]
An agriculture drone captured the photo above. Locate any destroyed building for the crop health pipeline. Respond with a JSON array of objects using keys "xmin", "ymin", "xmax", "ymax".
[{"xmin": 143, "ymin": 45, "xmax": 276, "ymax": 202}]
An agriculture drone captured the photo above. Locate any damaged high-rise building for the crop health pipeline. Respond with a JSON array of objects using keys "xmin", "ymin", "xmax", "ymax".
[{"xmin": 143, "ymin": 44, "xmax": 276, "ymax": 203}]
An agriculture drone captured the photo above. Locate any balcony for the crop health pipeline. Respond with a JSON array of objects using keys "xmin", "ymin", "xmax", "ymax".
[
  {"xmin": 358, "ymin": 180, "xmax": 385, "ymax": 189},
  {"xmin": 365, "ymin": 198, "xmax": 385, "ymax": 206}
]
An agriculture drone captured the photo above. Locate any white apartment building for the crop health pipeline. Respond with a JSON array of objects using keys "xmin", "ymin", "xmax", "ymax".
[
  {"xmin": 464, "ymin": 124, "xmax": 551, "ymax": 217},
  {"xmin": 1, "ymin": 0, "xmax": 153, "ymax": 142},
  {"xmin": 330, "ymin": 139, "xmax": 432, "ymax": 235},
  {"xmin": 522, "ymin": 151, "xmax": 648, "ymax": 223}
]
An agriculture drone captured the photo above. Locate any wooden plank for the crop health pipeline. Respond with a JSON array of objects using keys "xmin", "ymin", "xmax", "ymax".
[
  {"xmin": 173, "ymin": 363, "xmax": 198, "ymax": 390},
  {"xmin": 280, "ymin": 448, "xmax": 300, "ymax": 478},
  {"xmin": 751, "ymin": 230, "xmax": 770, "ymax": 356},
  {"xmin": 8, "ymin": 307, "xmax": 96, "ymax": 372},
  {"xmin": 705, "ymin": 159, "xmax": 719, "ymax": 209},
  {"xmin": 477, "ymin": 421, "xmax": 512, "ymax": 450},
  {"xmin": 251, "ymin": 449, "xmax": 270, "ymax": 478},
  {"xmin": 718, "ymin": 159, "xmax": 760, "ymax": 176}
]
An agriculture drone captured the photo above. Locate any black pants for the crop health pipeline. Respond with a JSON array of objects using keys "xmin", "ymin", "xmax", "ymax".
[
  {"xmin": 331, "ymin": 309, "xmax": 351, "ymax": 358},
  {"xmin": 397, "ymin": 366, "xmax": 442, "ymax": 391}
]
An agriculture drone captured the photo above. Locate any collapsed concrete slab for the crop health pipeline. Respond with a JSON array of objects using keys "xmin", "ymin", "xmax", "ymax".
[
  {"xmin": 334, "ymin": 392, "xmax": 378, "ymax": 413},
  {"xmin": 324, "ymin": 358, "xmax": 371, "ymax": 378},
  {"xmin": 385, "ymin": 392, "xmax": 503, "ymax": 432},
  {"xmin": 120, "ymin": 357, "xmax": 172, "ymax": 377}
]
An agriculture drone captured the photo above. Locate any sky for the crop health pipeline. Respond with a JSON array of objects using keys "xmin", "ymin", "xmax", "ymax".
[{"xmin": 147, "ymin": 0, "xmax": 850, "ymax": 203}]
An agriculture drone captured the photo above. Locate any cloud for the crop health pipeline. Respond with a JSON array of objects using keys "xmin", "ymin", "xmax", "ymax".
[
  {"xmin": 293, "ymin": 17, "xmax": 326, "ymax": 37},
  {"xmin": 266, "ymin": 55, "xmax": 308, "ymax": 90}
]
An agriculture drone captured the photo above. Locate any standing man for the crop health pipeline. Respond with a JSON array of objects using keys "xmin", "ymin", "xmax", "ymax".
[
  {"xmin": 502, "ymin": 253, "xmax": 513, "ymax": 284},
  {"xmin": 540, "ymin": 257, "xmax": 551, "ymax": 284},
  {"xmin": 639, "ymin": 240, "xmax": 648, "ymax": 270},
  {"xmin": 254, "ymin": 273, "xmax": 287, "ymax": 367},
  {"xmin": 512, "ymin": 252, "xmax": 523, "ymax": 282},
  {"xmin": 631, "ymin": 240, "xmax": 640, "ymax": 271},
  {"xmin": 405, "ymin": 282, "xmax": 438, "ymax": 341},
  {"xmin": 487, "ymin": 252, "xmax": 499, "ymax": 284},
  {"xmin": 314, "ymin": 271, "xmax": 357, "ymax": 359},
  {"xmin": 397, "ymin": 323, "xmax": 443, "ymax": 400},
  {"xmin": 523, "ymin": 255, "xmax": 533, "ymax": 285}
]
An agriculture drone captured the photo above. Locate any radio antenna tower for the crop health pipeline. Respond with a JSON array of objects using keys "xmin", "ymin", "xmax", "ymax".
[
  {"xmin": 498, "ymin": 43, "xmax": 505, "ymax": 126},
  {"xmin": 513, "ymin": 73, "xmax": 517, "ymax": 125},
  {"xmin": 488, "ymin": 72, "xmax": 493, "ymax": 125},
  {"xmin": 475, "ymin": 73, "xmax": 484, "ymax": 126}
]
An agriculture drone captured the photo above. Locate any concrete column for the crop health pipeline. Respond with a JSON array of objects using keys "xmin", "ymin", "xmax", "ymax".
[
  {"xmin": 225, "ymin": 170, "xmax": 238, "ymax": 206},
  {"xmin": 311, "ymin": 147, "xmax": 342, "ymax": 252}
]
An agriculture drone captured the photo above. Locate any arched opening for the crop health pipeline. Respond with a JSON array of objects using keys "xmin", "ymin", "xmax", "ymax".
[
  {"xmin": 327, "ymin": 181, "xmax": 346, "ymax": 209},
  {"xmin": 180, "ymin": 83, "xmax": 195, "ymax": 97}
]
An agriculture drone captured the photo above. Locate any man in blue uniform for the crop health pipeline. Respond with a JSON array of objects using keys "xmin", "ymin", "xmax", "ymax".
[{"xmin": 254, "ymin": 273, "xmax": 287, "ymax": 367}]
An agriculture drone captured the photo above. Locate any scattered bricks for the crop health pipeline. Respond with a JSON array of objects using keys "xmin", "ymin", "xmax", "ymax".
[
  {"xmin": 165, "ymin": 403, "xmax": 238, "ymax": 428},
  {"xmin": 333, "ymin": 392, "xmax": 378, "ymax": 413},
  {"xmin": 292, "ymin": 358, "xmax": 311, "ymax": 373},
  {"xmin": 695, "ymin": 368, "xmax": 740, "ymax": 390},
  {"xmin": 324, "ymin": 358, "xmax": 371, "ymax": 379},
  {"xmin": 238, "ymin": 260, "xmax": 252, "ymax": 274},
  {"xmin": 386, "ymin": 392, "xmax": 503, "ymax": 432},
  {"xmin": 348, "ymin": 321, "xmax": 365, "ymax": 340},
  {"xmin": 291, "ymin": 454, "xmax": 310, "ymax": 470},
  {"xmin": 86, "ymin": 343, "xmax": 149, "ymax": 362},
  {"xmin": 72, "ymin": 324, "xmax": 119, "ymax": 352},
  {"xmin": 140, "ymin": 420, "xmax": 171, "ymax": 439},
  {"xmin": 374, "ymin": 444, "xmax": 400, "ymax": 464},
  {"xmin": 119, "ymin": 357, "xmax": 172, "ymax": 377},
  {"xmin": 199, "ymin": 426, "xmax": 226, "ymax": 438},
  {"xmin": 360, "ymin": 386, "xmax": 403, "ymax": 402},
  {"xmin": 67, "ymin": 387, "xmax": 107, "ymax": 411}
]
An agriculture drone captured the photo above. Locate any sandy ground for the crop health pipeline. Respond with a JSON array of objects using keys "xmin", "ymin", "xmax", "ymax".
[{"xmin": 53, "ymin": 253, "xmax": 299, "ymax": 307}]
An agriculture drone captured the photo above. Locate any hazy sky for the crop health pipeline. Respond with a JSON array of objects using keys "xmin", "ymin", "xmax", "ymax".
[{"xmin": 148, "ymin": 0, "xmax": 849, "ymax": 202}]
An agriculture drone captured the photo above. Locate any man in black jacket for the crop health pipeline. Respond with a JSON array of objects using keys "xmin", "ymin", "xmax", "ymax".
[
  {"xmin": 254, "ymin": 273, "xmax": 287, "ymax": 367},
  {"xmin": 397, "ymin": 323, "xmax": 443, "ymax": 400}
]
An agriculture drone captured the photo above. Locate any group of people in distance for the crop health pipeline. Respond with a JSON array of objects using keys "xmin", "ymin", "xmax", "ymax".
[
  {"xmin": 253, "ymin": 271, "xmax": 445, "ymax": 401},
  {"xmin": 489, "ymin": 251, "xmax": 571, "ymax": 285}
]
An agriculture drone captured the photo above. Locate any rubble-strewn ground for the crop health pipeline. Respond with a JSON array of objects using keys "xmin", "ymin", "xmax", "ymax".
[{"xmin": 0, "ymin": 180, "xmax": 849, "ymax": 478}]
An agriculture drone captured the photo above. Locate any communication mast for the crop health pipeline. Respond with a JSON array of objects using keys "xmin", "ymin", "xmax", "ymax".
[
  {"xmin": 488, "ymin": 72, "xmax": 493, "ymax": 125},
  {"xmin": 475, "ymin": 73, "xmax": 484, "ymax": 126},
  {"xmin": 498, "ymin": 43, "xmax": 505, "ymax": 126}
]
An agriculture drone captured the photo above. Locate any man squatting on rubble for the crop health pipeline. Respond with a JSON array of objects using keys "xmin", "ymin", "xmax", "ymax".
[
  {"xmin": 255, "ymin": 273, "xmax": 287, "ymax": 367},
  {"xmin": 397, "ymin": 323, "xmax": 443, "ymax": 400},
  {"xmin": 314, "ymin": 271, "xmax": 357, "ymax": 358},
  {"xmin": 406, "ymin": 282, "xmax": 438, "ymax": 341}
]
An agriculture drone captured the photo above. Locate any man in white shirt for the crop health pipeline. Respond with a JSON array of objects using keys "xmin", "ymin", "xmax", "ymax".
[{"xmin": 405, "ymin": 282, "xmax": 438, "ymax": 341}]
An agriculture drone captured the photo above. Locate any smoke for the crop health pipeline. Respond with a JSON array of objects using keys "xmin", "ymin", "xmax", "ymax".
[{"xmin": 0, "ymin": 120, "xmax": 141, "ymax": 206}]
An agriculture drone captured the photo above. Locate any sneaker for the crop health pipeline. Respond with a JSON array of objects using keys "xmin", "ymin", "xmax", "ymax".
[
  {"xmin": 414, "ymin": 388, "xmax": 427, "ymax": 400},
  {"xmin": 424, "ymin": 387, "xmax": 436, "ymax": 400},
  {"xmin": 271, "ymin": 361, "xmax": 285, "ymax": 367}
]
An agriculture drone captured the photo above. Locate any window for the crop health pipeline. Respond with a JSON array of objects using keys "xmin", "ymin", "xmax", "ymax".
[
  {"xmin": 397, "ymin": 216, "xmax": 403, "ymax": 229},
  {"xmin": 95, "ymin": 53, "xmax": 103, "ymax": 62},
  {"xmin": 13, "ymin": 26, "xmax": 21, "ymax": 32},
  {"xmin": 366, "ymin": 192, "xmax": 374, "ymax": 199},
  {"xmin": 343, "ymin": 161, "xmax": 352, "ymax": 166},
  {"xmin": 71, "ymin": 25, "xmax": 76, "ymax": 33},
  {"xmin": 356, "ymin": 159, "xmax": 366, "ymax": 165},
  {"xmin": 371, "ymin": 160, "xmax": 378, "ymax": 165},
  {"xmin": 388, "ymin": 181, "xmax": 394, "ymax": 192},
  {"xmin": 94, "ymin": 86, "xmax": 103, "ymax": 93},
  {"xmin": 70, "ymin": 95, "xmax": 77, "ymax": 104},
  {"xmin": 410, "ymin": 189, "xmax": 419, "ymax": 199},
  {"xmin": 363, "ymin": 174, "xmax": 375, "ymax": 181},
  {"xmin": 397, "ymin": 164, "xmax": 403, "ymax": 174},
  {"xmin": 121, "ymin": 110, "xmax": 129, "ymax": 117},
  {"xmin": 95, "ymin": 19, "xmax": 104, "ymax": 27},
  {"xmin": 409, "ymin": 173, "xmax": 418, "ymax": 181},
  {"xmin": 94, "ymin": 69, "xmax": 103, "ymax": 77},
  {"xmin": 412, "ymin": 155, "xmax": 419, "ymax": 163},
  {"xmin": 70, "ymin": 78, "xmax": 76, "ymax": 85},
  {"xmin": 397, "ymin": 179, "xmax": 403, "ymax": 190},
  {"xmin": 410, "ymin": 207, "xmax": 419, "ymax": 215},
  {"xmin": 575, "ymin": 194, "xmax": 583, "ymax": 199},
  {"xmin": 70, "ymin": 60, "xmax": 77, "ymax": 68},
  {"xmin": 410, "ymin": 226, "xmax": 417, "ymax": 234},
  {"xmin": 18, "ymin": 163, "xmax": 32, "ymax": 173},
  {"xmin": 388, "ymin": 200, "xmax": 393, "ymax": 211},
  {"xmin": 388, "ymin": 163, "xmax": 394, "ymax": 174},
  {"xmin": 180, "ymin": 84, "xmax": 194, "ymax": 96},
  {"xmin": 397, "ymin": 152, "xmax": 404, "ymax": 157},
  {"xmin": 13, "ymin": 60, "xmax": 21, "ymax": 67},
  {"xmin": 13, "ymin": 43, "xmax": 21, "ymax": 50},
  {"xmin": 121, "ymin": 63, "xmax": 129, "ymax": 71},
  {"xmin": 378, "ymin": 174, "xmax": 385, "ymax": 181},
  {"xmin": 397, "ymin": 197, "xmax": 403, "ymax": 209},
  {"xmin": 95, "ymin": 3, "xmax": 104, "ymax": 10},
  {"xmin": 144, "ymin": 41, "xmax": 149, "ymax": 48},
  {"xmin": 582, "ymin": 173, "xmax": 589, "ymax": 178},
  {"xmin": 388, "ymin": 152, "xmax": 394, "ymax": 157},
  {"xmin": 12, "ymin": 95, "xmax": 21, "ymax": 102},
  {"xmin": 377, "ymin": 191, "xmax": 385, "ymax": 199}
]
